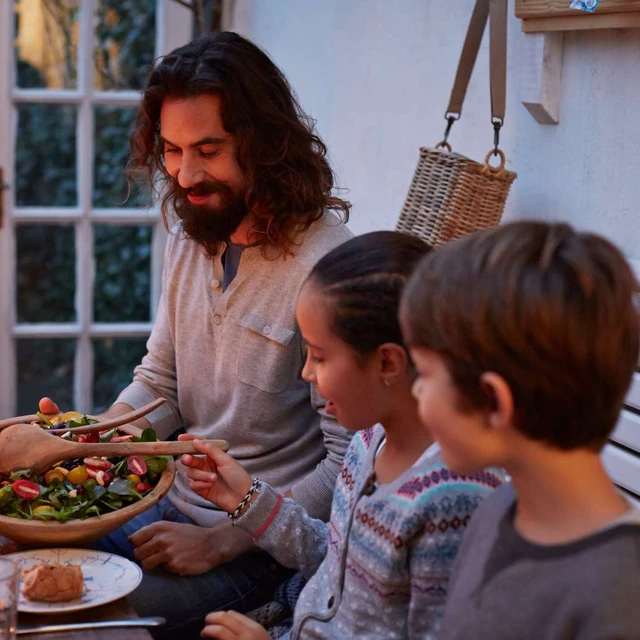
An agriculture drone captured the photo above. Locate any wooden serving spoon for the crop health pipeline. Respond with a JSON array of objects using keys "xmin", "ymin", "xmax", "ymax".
[
  {"xmin": 47, "ymin": 399, "xmax": 168, "ymax": 435},
  {"xmin": 0, "ymin": 398, "xmax": 166, "ymax": 434},
  {"xmin": 0, "ymin": 424, "xmax": 229, "ymax": 474},
  {"xmin": 0, "ymin": 413, "xmax": 40, "ymax": 431}
]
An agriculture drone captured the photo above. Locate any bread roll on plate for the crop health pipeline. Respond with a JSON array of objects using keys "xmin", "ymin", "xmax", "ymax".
[{"xmin": 22, "ymin": 562, "xmax": 84, "ymax": 602}]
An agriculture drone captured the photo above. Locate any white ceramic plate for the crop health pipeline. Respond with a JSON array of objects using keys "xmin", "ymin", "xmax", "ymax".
[{"xmin": 9, "ymin": 548, "xmax": 142, "ymax": 614}]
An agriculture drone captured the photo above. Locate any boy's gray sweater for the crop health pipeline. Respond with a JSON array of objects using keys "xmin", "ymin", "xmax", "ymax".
[
  {"xmin": 117, "ymin": 214, "xmax": 353, "ymax": 525},
  {"xmin": 441, "ymin": 483, "xmax": 640, "ymax": 639}
]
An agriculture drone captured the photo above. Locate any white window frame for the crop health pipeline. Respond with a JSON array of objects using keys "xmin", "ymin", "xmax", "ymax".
[{"xmin": 0, "ymin": 0, "xmax": 192, "ymax": 416}]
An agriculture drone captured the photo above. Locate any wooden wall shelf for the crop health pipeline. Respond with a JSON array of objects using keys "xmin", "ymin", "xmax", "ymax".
[
  {"xmin": 516, "ymin": 0, "xmax": 640, "ymax": 32},
  {"xmin": 517, "ymin": 1, "xmax": 640, "ymax": 124}
]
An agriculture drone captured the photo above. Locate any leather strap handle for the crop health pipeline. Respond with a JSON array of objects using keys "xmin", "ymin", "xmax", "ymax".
[
  {"xmin": 445, "ymin": 0, "xmax": 507, "ymax": 123},
  {"xmin": 489, "ymin": 0, "xmax": 507, "ymax": 123},
  {"xmin": 446, "ymin": 0, "xmax": 489, "ymax": 118}
]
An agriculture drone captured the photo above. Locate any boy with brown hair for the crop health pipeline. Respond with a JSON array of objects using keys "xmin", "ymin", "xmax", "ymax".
[{"xmin": 401, "ymin": 221, "xmax": 640, "ymax": 639}]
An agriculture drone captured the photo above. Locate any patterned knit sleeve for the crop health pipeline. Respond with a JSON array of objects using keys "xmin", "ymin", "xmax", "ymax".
[
  {"xmin": 406, "ymin": 474, "xmax": 503, "ymax": 639},
  {"xmin": 406, "ymin": 524, "xmax": 452, "ymax": 638},
  {"xmin": 235, "ymin": 480, "xmax": 329, "ymax": 579}
]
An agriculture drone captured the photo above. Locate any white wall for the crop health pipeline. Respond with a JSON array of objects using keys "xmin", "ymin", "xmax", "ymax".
[{"xmin": 229, "ymin": 0, "xmax": 640, "ymax": 260}]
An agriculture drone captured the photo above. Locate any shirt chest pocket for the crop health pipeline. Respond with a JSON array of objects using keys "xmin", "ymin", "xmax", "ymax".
[{"xmin": 236, "ymin": 313, "xmax": 301, "ymax": 393}]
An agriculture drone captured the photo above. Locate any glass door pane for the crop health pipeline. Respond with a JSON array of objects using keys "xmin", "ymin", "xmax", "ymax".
[
  {"xmin": 92, "ymin": 337, "xmax": 148, "ymax": 413},
  {"xmin": 14, "ymin": 0, "xmax": 80, "ymax": 90},
  {"xmin": 94, "ymin": 0, "xmax": 157, "ymax": 91},
  {"xmin": 93, "ymin": 106, "xmax": 150, "ymax": 208},
  {"xmin": 16, "ymin": 225, "xmax": 76, "ymax": 323},
  {"xmin": 93, "ymin": 224, "xmax": 152, "ymax": 323},
  {"xmin": 15, "ymin": 103, "xmax": 77, "ymax": 206},
  {"xmin": 17, "ymin": 338, "xmax": 76, "ymax": 414}
]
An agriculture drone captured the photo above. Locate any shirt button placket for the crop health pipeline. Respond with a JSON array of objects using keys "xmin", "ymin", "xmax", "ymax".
[{"xmin": 213, "ymin": 314, "xmax": 222, "ymax": 325}]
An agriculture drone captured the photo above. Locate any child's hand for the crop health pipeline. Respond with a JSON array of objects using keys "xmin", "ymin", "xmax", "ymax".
[
  {"xmin": 201, "ymin": 611, "xmax": 271, "ymax": 639},
  {"xmin": 179, "ymin": 435, "xmax": 253, "ymax": 514}
]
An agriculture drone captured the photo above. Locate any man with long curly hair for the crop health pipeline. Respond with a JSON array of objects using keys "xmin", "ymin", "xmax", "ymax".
[{"xmin": 61, "ymin": 31, "xmax": 351, "ymax": 639}]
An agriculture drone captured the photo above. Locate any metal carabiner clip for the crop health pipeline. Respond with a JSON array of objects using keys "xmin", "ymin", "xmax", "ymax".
[{"xmin": 492, "ymin": 117, "xmax": 504, "ymax": 156}]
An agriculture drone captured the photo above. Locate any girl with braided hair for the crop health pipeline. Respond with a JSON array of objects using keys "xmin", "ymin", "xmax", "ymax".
[{"xmin": 182, "ymin": 231, "xmax": 506, "ymax": 639}]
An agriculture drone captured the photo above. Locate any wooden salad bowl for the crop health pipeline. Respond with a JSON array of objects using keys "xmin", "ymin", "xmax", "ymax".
[{"xmin": 0, "ymin": 423, "xmax": 176, "ymax": 548}]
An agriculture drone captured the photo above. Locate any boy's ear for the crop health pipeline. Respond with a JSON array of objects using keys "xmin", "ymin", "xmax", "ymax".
[
  {"xmin": 378, "ymin": 343, "xmax": 409, "ymax": 385},
  {"xmin": 479, "ymin": 372, "xmax": 514, "ymax": 430}
]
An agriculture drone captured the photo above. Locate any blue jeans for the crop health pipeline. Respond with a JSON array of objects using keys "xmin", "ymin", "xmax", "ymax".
[{"xmin": 94, "ymin": 497, "xmax": 294, "ymax": 640}]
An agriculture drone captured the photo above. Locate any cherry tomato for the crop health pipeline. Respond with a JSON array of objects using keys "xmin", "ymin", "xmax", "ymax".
[
  {"xmin": 44, "ymin": 469, "xmax": 66, "ymax": 485},
  {"xmin": 11, "ymin": 480, "xmax": 40, "ymax": 500},
  {"xmin": 77, "ymin": 432, "xmax": 99, "ymax": 443},
  {"xmin": 127, "ymin": 456, "xmax": 147, "ymax": 476},
  {"xmin": 84, "ymin": 458, "xmax": 112, "ymax": 471},
  {"xmin": 33, "ymin": 505, "xmax": 57, "ymax": 520},
  {"xmin": 59, "ymin": 411, "xmax": 82, "ymax": 422},
  {"xmin": 111, "ymin": 435, "xmax": 134, "ymax": 443},
  {"xmin": 66, "ymin": 466, "xmax": 88, "ymax": 484},
  {"xmin": 136, "ymin": 483, "xmax": 152, "ymax": 493},
  {"xmin": 127, "ymin": 474, "xmax": 142, "ymax": 485}
]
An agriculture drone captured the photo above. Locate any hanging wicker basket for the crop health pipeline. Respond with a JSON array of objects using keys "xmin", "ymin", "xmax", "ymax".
[
  {"xmin": 396, "ymin": 146, "xmax": 517, "ymax": 247},
  {"xmin": 397, "ymin": 0, "xmax": 516, "ymax": 247}
]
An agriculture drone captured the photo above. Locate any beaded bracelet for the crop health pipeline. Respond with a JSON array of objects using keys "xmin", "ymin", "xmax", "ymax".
[{"xmin": 228, "ymin": 477, "xmax": 260, "ymax": 525}]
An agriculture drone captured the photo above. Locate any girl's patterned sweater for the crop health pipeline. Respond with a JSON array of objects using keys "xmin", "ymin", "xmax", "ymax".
[{"xmin": 236, "ymin": 425, "xmax": 506, "ymax": 639}]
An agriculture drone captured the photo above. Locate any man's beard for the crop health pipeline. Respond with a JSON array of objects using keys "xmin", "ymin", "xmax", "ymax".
[{"xmin": 172, "ymin": 179, "xmax": 249, "ymax": 253}]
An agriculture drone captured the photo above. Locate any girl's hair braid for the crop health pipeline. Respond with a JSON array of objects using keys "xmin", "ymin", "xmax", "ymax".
[{"xmin": 308, "ymin": 231, "xmax": 431, "ymax": 355}]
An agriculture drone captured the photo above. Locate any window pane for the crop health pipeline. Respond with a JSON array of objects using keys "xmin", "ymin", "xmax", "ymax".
[
  {"xmin": 93, "ymin": 106, "xmax": 151, "ymax": 208},
  {"xmin": 14, "ymin": 0, "xmax": 80, "ymax": 90},
  {"xmin": 15, "ymin": 104, "xmax": 77, "ymax": 207},
  {"xmin": 94, "ymin": 0, "xmax": 156, "ymax": 91},
  {"xmin": 93, "ymin": 225, "xmax": 152, "ymax": 322},
  {"xmin": 16, "ymin": 225, "xmax": 76, "ymax": 323},
  {"xmin": 17, "ymin": 338, "xmax": 75, "ymax": 414},
  {"xmin": 93, "ymin": 337, "xmax": 148, "ymax": 412}
]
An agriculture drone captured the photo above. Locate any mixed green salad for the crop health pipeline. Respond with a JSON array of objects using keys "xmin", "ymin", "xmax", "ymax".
[{"xmin": 0, "ymin": 412, "xmax": 168, "ymax": 522}]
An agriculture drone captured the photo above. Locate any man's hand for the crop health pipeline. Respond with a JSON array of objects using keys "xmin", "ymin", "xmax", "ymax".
[
  {"xmin": 180, "ymin": 435, "xmax": 253, "ymax": 514},
  {"xmin": 129, "ymin": 520, "xmax": 255, "ymax": 575},
  {"xmin": 202, "ymin": 611, "xmax": 271, "ymax": 639},
  {"xmin": 38, "ymin": 397, "xmax": 60, "ymax": 415}
]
